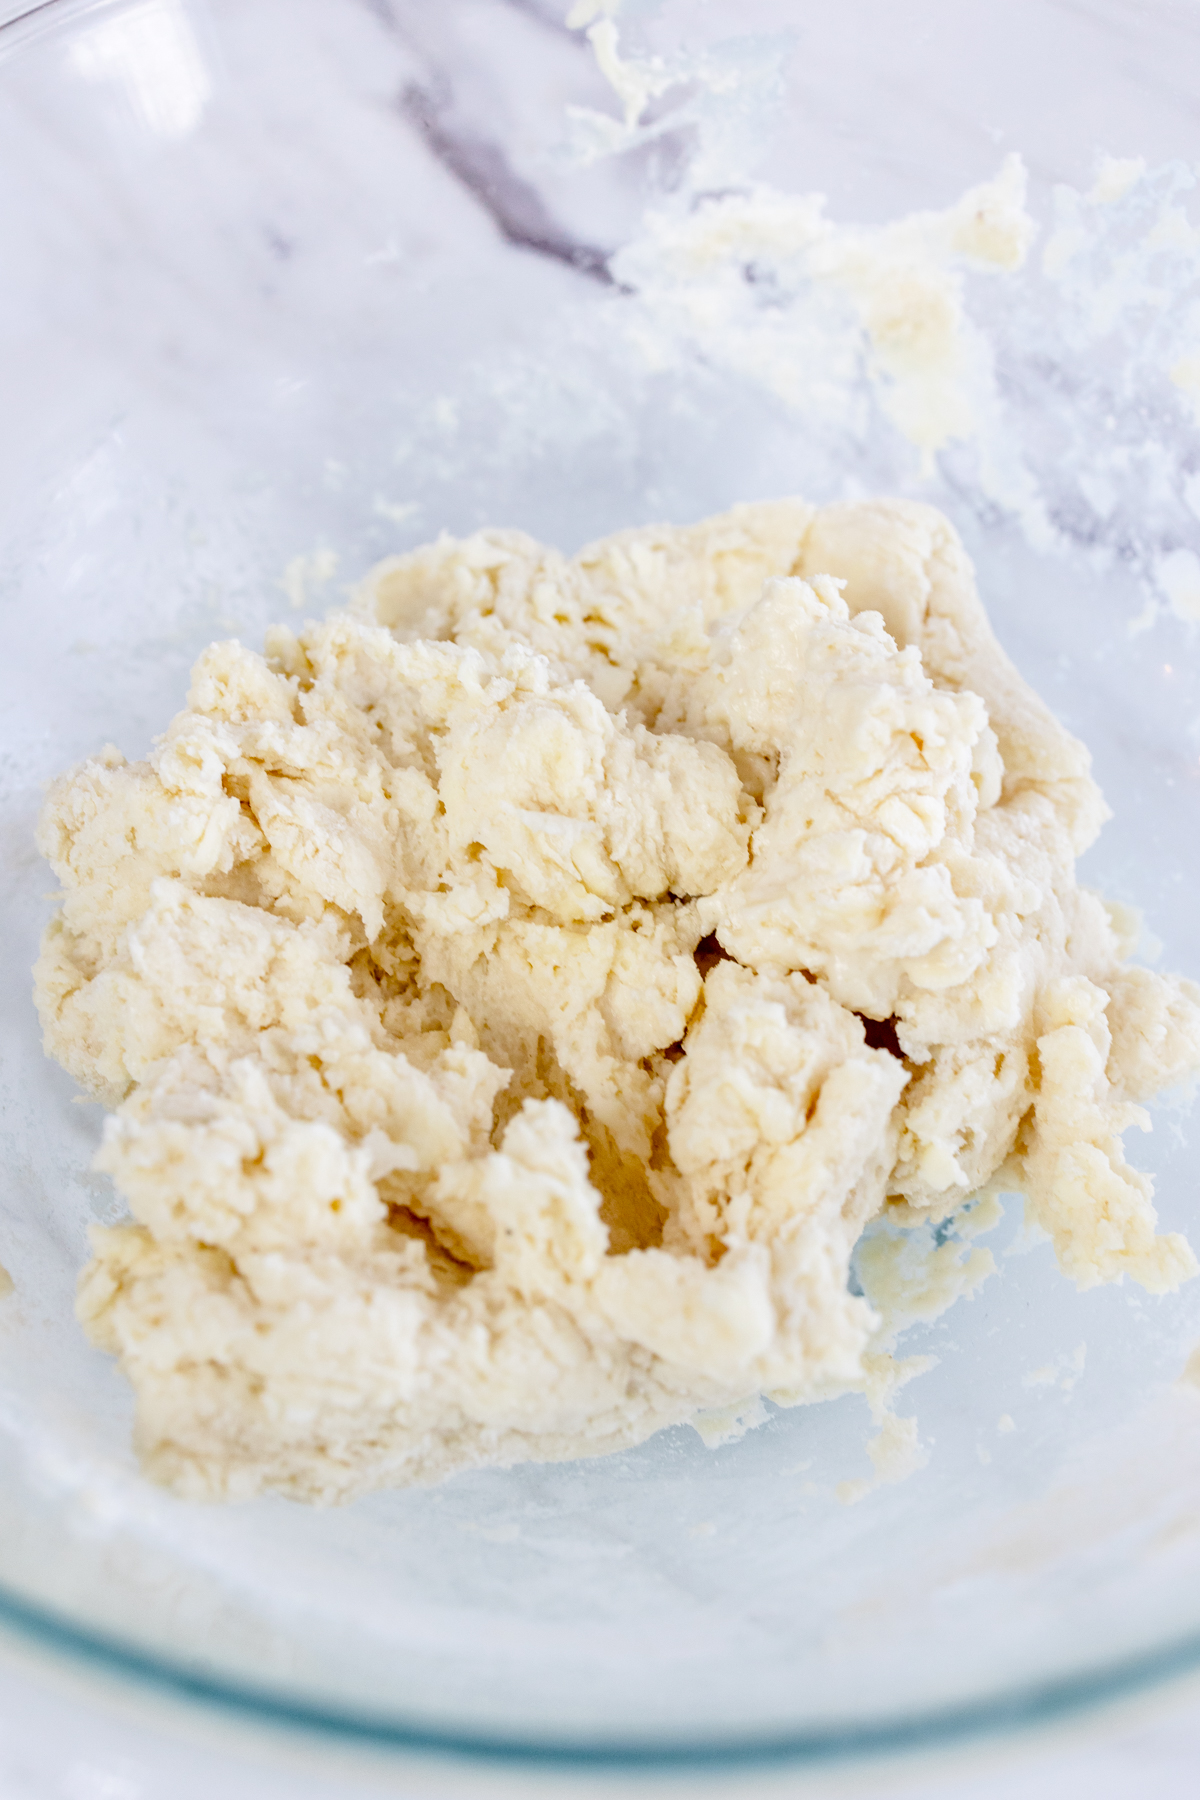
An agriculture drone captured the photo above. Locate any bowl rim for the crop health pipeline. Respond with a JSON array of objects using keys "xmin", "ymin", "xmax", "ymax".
[
  {"xmin": 4, "ymin": 1571, "xmax": 1200, "ymax": 1769},
  {"xmin": 0, "ymin": 0, "xmax": 138, "ymax": 54}
]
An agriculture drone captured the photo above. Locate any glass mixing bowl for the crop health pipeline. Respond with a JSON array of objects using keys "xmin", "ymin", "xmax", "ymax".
[{"xmin": 2, "ymin": 0, "xmax": 1200, "ymax": 1774}]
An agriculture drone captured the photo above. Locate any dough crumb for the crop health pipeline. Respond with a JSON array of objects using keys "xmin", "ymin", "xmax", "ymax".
[{"xmin": 34, "ymin": 499, "xmax": 1200, "ymax": 1504}]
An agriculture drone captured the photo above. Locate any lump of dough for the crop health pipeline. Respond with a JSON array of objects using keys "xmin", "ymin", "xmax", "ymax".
[{"xmin": 36, "ymin": 497, "xmax": 1200, "ymax": 1504}]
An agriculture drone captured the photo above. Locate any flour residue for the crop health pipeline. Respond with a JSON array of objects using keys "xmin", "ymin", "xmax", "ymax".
[{"xmin": 560, "ymin": 8, "xmax": 1200, "ymax": 631}]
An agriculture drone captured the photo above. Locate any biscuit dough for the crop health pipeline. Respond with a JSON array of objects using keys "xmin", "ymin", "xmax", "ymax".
[{"xmin": 34, "ymin": 499, "xmax": 1200, "ymax": 1503}]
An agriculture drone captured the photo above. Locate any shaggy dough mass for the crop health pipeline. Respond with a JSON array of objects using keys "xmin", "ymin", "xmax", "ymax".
[{"xmin": 35, "ymin": 498, "xmax": 1200, "ymax": 1503}]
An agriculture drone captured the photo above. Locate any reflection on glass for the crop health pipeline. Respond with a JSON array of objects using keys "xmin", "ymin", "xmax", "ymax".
[{"xmin": 69, "ymin": 0, "xmax": 209, "ymax": 139}]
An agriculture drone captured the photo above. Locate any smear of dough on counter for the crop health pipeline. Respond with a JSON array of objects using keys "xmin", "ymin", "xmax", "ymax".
[{"xmin": 34, "ymin": 498, "xmax": 1200, "ymax": 1503}]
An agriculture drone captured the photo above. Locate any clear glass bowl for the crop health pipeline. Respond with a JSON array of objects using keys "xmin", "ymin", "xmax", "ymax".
[{"xmin": 2, "ymin": 0, "xmax": 1200, "ymax": 1773}]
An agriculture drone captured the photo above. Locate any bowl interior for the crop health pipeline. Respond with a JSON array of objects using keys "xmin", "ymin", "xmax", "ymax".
[{"xmin": 2, "ymin": 0, "xmax": 1200, "ymax": 1762}]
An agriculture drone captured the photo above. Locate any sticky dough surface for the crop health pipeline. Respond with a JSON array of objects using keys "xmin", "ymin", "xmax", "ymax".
[{"xmin": 35, "ymin": 499, "xmax": 1200, "ymax": 1503}]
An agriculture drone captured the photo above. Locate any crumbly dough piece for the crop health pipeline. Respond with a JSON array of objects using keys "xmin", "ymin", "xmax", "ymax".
[{"xmin": 35, "ymin": 499, "xmax": 1200, "ymax": 1503}]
